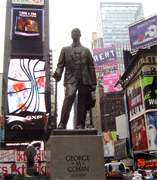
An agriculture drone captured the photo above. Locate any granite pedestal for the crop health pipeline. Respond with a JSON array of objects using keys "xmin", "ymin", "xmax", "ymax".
[{"xmin": 46, "ymin": 129, "xmax": 105, "ymax": 180}]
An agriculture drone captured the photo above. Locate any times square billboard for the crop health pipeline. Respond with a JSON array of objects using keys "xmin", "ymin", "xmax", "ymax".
[
  {"xmin": 101, "ymin": 131, "xmax": 117, "ymax": 157},
  {"xmin": 130, "ymin": 115, "xmax": 148, "ymax": 152},
  {"xmin": 142, "ymin": 74, "xmax": 157, "ymax": 111},
  {"xmin": 5, "ymin": 58, "xmax": 48, "ymax": 142},
  {"xmin": 127, "ymin": 78, "xmax": 144, "ymax": 120},
  {"xmin": 146, "ymin": 111, "xmax": 157, "ymax": 151},
  {"xmin": 128, "ymin": 14, "xmax": 157, "ymax": 54},
  {"xmin": 102, "ymin": 72, "xmax": 123, "ymax": 93},
  {"xmin": 93, "ymin": 47, "xmax": 118, "ymax": 71},
  {"xmin": 12, "ymin": 0, "xmax": 44, "ymax": 6},
  {"xmin": 10, "ymin": 8, "xmax": 44, "ymax": 56}
]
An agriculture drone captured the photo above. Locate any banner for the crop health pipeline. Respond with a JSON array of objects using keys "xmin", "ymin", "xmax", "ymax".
[
  {"xmin": 103, "ymin": 72, "xmax": 123, "ymax": 93},
  {"xmin": 12, "ymin": 0, "xmax": 44, "ymax": 6},
  {"xmin": 0, "ymin": 163, "xmax": 46, "ymax": 175},
  {"xmin": 142, "ymin": 75, "xmax": 157, "ymax": 110},
  {"xmin": 128, "ymin": 14, "xmax": 157, "ymax": 53},
  {"xmin": 0, "ymin": 150, "xmax": 46, "ymax": 163},
  {"xmin": 93, "ymin": 47, "xmax": 117, "ymax": 71},
  {"xmin": 114, "ymin": 139, "xmax": 127, "ymax": 159},
  {"xmin": 146, "ymin": 111, "xmax": 157, "ymax": 151},
  {"xmin": 130, "ymin": 116, "xmax": 148, "ymax": 151},
  {"xmin": 127, "ymin": 78, "xmax": 144, "ymax": 120},
  {"xmin": 0, "ymin": 115, "xmax": 4, "ymax": 142},
  {"xmin": 102, "ymin": 131, "xmax": 117, "ymax": 157}
]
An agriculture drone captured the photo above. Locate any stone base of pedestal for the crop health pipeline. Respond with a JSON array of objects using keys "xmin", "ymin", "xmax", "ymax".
[{"xmin": 46, "ymin": 130, "xmax": 105, "ymax": 180}]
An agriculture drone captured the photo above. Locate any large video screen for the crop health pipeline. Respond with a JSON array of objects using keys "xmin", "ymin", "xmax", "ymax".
[
  {"xmin": 10, "ymin": 8, "xmax": 44, "ymax": 56},
  {"xmin": 7, "ymin": 58, "xmax": 46, "ymax": 114}
]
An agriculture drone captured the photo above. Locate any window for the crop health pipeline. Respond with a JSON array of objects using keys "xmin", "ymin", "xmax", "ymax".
[
  {"xmin": 152, "ymin": 57, "xmax": 155, "ymax": 63},
  {"xmin": 148, "ymin": 57, "xmax": 151, "ymax": 62}
]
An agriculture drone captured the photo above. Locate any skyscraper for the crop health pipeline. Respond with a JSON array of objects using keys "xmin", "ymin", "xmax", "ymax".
[{"xmin": 95, "ymin": 2, "xmax": 144, "ymax": 57}]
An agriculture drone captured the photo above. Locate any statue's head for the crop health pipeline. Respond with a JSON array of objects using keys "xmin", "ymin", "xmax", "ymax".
[{"xmin": 71, "ymin": 28, "xmax": 81, "ymax": 40}]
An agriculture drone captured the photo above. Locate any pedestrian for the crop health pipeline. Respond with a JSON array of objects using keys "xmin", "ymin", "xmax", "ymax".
[
  {"xmin": 132, "ymin": 171, "xmax": 142, "ymax": 180},
  {"xmin": 106, "ymin": 170, "xmax": 124, "ymax": 179},
  {"xmin": 153, "ymin": 171, "xmax": 157, "ymax": 180},
  {"xmin": 123, "ymin": 168, "xmax": 133, "ymax": 180}
]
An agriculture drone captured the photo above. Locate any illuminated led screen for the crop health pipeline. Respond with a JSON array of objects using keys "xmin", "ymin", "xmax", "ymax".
[
  {"xmin": 7, "ymin": 59, "xmax": 46, "ymax": 114},
  {"xmin": 11, "ymin": 8, "xmax": 44, "ymax": 55}
]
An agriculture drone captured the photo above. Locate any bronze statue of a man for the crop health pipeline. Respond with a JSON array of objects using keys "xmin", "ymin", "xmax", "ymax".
[{"xmin": 53, "ymin": 28, "xmax": 96, "ymax": 129}]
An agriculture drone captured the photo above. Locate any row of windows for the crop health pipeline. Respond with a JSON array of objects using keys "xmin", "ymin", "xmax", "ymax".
[{"xmin": 148, "ymin": 57, "xmax": 156, "ymax": 63}]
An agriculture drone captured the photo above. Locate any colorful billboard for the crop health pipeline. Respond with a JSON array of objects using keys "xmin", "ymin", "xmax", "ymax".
[
  {"xmin": 93, "ymin": 47, "xmax": 118, "ymax": 71},
  {"xmin": 11, "ymin": 8, "xmax": 44, "ymax": 56},
  {"xmin": 5, "ymin": 113, "xmax": 45, "ymax": 131},
  {"xmin": 7, "ymin": 59, "xmax": 46, "ymax": 114},
  {"xmin": 130, "ymin": 116, "xmax": 148, "ymax": 151},
  {"xmin": 142, "ymin": 75, "xmax": 157, "ymax": 110},
  {"xmin": 103, "ymin": 72, "xmax": 123, "ymax": 93},
  {"xmin": 127, "ymin": 78, "xmax": 144, "ymax": 120},
  {"xmin": 128, "ymin": 14, "xmax": 157, "ymax": 53},
  {"xmin": 0, "ymin": 149, "xmax": 46, "ymax": 175},
  {"xmin": 146, "ymin": 111, "xmax": 157, "ymax": 151},
  {"xmin": 12, "ymin": 0, "xmax": 44, "ymax": 6},
  {"xmin": 0, "ymin": 115, "xmax": 4, "ymax": 142},
  {"xmin": 6, "ymin": 58, "xmax": 46, "ymax": 133},
  {"xmin": 102, "ymin": 131, "xmax": 117, "ymax": 157},
  {"xmin": 114, "ymin": 139, "xmax": 127, "ymax": 160}
]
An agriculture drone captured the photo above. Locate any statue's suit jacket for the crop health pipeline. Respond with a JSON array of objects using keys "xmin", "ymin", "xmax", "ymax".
[{"xmin": 55, "ymin": 44, "xmax": 96, "ymax": 87}]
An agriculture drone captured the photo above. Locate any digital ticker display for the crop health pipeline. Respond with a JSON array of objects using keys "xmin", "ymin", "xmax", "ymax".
[{"xmin": 10, "ymin": 8, "xmax": 44, "ymax": 56}]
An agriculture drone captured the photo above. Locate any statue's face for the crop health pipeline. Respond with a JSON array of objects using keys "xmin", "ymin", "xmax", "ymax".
[{"xmin": 71, "ymin": 28, "xmax": 81, "ymax": 40}]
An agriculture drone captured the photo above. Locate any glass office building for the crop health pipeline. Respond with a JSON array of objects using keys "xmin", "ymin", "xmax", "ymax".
[{"xmin": 96, "ymin": 2, "xmax": 144, "ymax": 57}]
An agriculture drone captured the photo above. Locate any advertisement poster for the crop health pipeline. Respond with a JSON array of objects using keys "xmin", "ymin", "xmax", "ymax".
[
  {"xmin": 114, "ymin": 139, "xmax": 127, "ymax": 160},
  {"xmin": 12, "ymin": 0, "xmax": 44, "ymax": 6},
  {"xmin": 7, "ymin": 59, "xmax": 46, "ymax": 114},
  {"xmin": 0, "ymin": 115, "xmax": 4, "ymax": 142},
  {"xmin": 0, "ymin": 150, "xmax": 46, "ymax": 175},
  {"xmin": 130, "ymin": 116, "xmax": 148, "ymax": 151},
  {"xmin": 128, "ymin": 14, "xmax": 157, "ymax": 53},
  {"xmin": 146, "ymin": 111, "xmax": 157, "ymax": 151},
  {"xmin": 93, "ymin": 47, "xmax": 118, "ymax": 71},
  {"xmin": 103, "ymin": 72, "xmax": 123, "ymax": 93},
  {"xmin": 127, "ymin": 78, "xmax": 144, "ymax": 120},
  {"xmin": 142, "ymin": 75, "xmax": 157, "ymax": 110},
  {"xmin": 102, "ymin": 131, "xmax": 117, "ymax": 157},
  {"xmin": 11, "ymin": 8, "xmax": 43, "ymax": 55}
]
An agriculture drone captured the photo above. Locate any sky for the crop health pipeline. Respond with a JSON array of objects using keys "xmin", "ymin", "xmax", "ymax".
[{"xmin": 0, "ymin": 0, "xmax": 157, "ymax": 129}]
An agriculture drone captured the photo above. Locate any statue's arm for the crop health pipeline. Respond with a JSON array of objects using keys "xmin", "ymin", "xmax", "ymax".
[{"xmin": 53, "ymin": 48, "xmax": 65, "ymax": 82}]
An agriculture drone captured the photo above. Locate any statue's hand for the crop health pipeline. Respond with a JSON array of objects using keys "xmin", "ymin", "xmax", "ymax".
[
  {"xmin": 53, "ymin": 71, "xmax": 61, "ymax": 82},
  {"xmin": 91, "ymin": 85, "xmax": 96, "ymax": 92}
]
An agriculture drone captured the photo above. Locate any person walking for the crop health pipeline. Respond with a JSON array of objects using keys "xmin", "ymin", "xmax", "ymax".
[
  {"xmin": 123, "ymin": 168, "xmax": 133, "ymax": 180},
  {"xmin": 132, "ymin": 171, "xmax": 142, "ymax": 180}
]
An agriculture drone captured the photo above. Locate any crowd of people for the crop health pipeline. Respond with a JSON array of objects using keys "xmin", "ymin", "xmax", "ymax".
[{"xmin": 106, "ymin": 169, "xmax": 157, "ymax": 180}]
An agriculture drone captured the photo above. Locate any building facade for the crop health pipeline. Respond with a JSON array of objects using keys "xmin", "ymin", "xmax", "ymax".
[
  {"xmin": 95, "ymin": 2, "xmax": 144, "ymax": 54},
  {"xmin": 121, "ymin": 47, "xmax": 157, "ymax": 168},
  {"xmin": 1, "ymin": 0, "xmax": 54, "ymax": 144}
]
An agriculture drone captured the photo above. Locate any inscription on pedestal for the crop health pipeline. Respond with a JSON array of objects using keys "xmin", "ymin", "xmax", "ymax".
[
  {"xmin": 66, "ymin": 155, "xmax": 89, "ymax": 178},
  {"xmin": 46, "ymin": 134, "xmax": 105, "ymax": 180}
]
